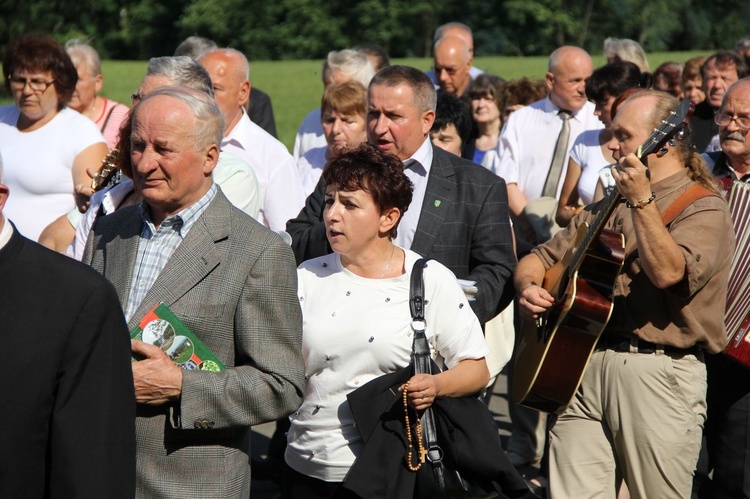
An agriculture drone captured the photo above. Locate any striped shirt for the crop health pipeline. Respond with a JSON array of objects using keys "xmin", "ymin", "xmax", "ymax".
[{"xmin": 125, "ymin": 184, "xmax": 217, "ymax": 321}]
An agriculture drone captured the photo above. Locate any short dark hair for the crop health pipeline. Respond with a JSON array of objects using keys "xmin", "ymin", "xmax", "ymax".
[
  {"xmin": 586, "ymin": 60, "xmax": 651, "ymax": 103},
  {"xmin": 702, "ymin": 51, "xmax": 749, "ymax": 80},
  {"xmin": 502, "ymin": 77, "xmax": 547, "ymax": 108},
  {"xmin": 653, "ymin": 61, "xmax": 683, "ymax": 97},
  {"xmin": 356, "ymin": 44, "xmax": 391, "ymax": 72},
  {"xmin": 466, "ymin": 73, "xmax": 506, "ymax": 106},
  {"xmin": 3, "ymin": 32, "xmax": 78, "ymax": 104},
  {"xmin": 322, "ymin": 143, "xmax": 413, "ymax": 239},
  {"xmin": 369, "ymin": 65, "xmax": 436, "ymax": 113},
  {"xmin": 432, "ymin": 91, "xmax": 472, "ymax": 146}
]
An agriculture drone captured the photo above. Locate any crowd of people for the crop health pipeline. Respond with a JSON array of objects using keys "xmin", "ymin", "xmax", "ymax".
[{"xmin": 1, "ymin": 21, "xmax": 749, "ymax": 499}]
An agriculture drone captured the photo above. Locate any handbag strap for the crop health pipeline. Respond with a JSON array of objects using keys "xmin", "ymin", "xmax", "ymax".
[
  {"xmin": 409, "ymin": 258, "xmax": 448, "ymax": 493},
  {"xmin": 410, "ymin": 258, "xmax": 431, "ymax": 376}
]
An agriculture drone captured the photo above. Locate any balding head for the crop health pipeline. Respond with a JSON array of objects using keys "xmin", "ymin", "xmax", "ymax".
[
  {"xmin": 546, "ymin": 46, "xmax": 593, "ymax": 112},
  {"xmin": 198, "ymin": 48, "xmax": 251, "ymax": 134},
  {"xmin": 436, "ymin": 23, "xmax": 474, "ymax": 54},
  {"xmin": 433, "ymin": 36, "xmax": 473, "ymax": 96}
]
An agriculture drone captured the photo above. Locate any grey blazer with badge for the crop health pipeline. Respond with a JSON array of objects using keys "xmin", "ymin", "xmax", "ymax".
[{"xmin": 84, "ymin": 189, "xmax": 304, "ymax": 498}]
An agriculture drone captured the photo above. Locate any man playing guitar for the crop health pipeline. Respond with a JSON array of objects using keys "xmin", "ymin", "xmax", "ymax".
[{"xmin": 514, "ymin": 90, "xmax": 734, "ymax": 498}]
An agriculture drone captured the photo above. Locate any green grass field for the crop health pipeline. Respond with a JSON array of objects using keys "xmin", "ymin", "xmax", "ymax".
[{"xmin": 1, "ymin": 52, "xmax": 710, "ymax": 151}]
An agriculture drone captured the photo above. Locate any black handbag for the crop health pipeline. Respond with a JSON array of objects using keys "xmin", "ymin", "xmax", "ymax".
[{"xmin": 342, "ymin": 259, "xmax": 530, "ymax": 499}]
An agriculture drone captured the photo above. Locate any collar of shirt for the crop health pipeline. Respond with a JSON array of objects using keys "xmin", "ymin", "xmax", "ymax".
[
  {"xmin": 0, "ymin": 216, "xmax": 13, "ymax": 251},
  {"xmin": 720, "ymin": 155, "xmax": 750, "ymax": 182},
  {"xmin": 221, "ymin": 107, "xmax": 251, "ymax": 151},
  {"xmin": 139, "ymin": 183, "xmax": 218, "ymax": 239},
  {"xmin": 540, "ymin": 95, "xmax": 588, "ymax": 124},
  {"xmin": 403, "ymin": 137, "xmax": 434, "ymax": 176}
]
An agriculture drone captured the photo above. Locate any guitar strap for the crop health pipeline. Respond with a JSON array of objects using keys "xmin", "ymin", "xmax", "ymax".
[{"xmin": 623, "ymin": 184, "xmax": 716, "ymax": 258}]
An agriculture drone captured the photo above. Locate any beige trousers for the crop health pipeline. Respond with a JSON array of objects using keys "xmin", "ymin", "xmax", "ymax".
[{"xmin": 549, "ymin": 348, "xmax": 707, "ymax": 499}]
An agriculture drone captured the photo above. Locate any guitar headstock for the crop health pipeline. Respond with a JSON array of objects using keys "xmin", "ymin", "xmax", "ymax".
[
  {"xmin": 90, "ymin": 148, "xmax": 120, "ymax": 191},
  {"xmin": 636, "ymin": 98, "xmax": 694, "ymax": 159}
]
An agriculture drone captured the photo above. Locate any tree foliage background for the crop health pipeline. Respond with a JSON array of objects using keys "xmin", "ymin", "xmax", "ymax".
[{"xmin": 1, "ymin": 0, "xmax": 749, "ymax": 60}]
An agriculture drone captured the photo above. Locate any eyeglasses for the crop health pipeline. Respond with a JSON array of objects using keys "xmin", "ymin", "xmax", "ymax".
[
  {"xmin": 131, "ymin": 93, "xmax": 142, "ymax": 105},
  {"xmin": 714, "ymin": 112, "xmax": 750, "ymax": 130},
  {"xmin": 433, "ymin": 65, "xmax": 459, "ymax": 76},
  {"xmin": 9, "ymin": 75, "xmax": 55, "ymax": 93}
]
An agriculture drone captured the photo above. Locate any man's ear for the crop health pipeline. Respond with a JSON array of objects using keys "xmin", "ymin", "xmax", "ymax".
[
  {"xmin": 203, "ymin": 145, "xmax": 220, "ymax": 176},
  {"xmin": 421, "ymin": 109, "xmax": 436, "ymax": 136},
  {"xmin": 239, "ymin": 81, "xmax": 251, "ymax": 107},
  {"xmin": 545, "ymin": 72, "xmax": 555, "ymax": 94}
]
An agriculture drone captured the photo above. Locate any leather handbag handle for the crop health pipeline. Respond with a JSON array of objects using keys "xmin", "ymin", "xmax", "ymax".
[{"xmin": 408, "ymin": 258, "xmax": 448, "ymax": 493}]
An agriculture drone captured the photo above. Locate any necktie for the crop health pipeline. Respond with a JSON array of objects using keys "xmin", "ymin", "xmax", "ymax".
[{"xmin": 542, "ymin": 110, "xmax": 572, "ymax": 197}]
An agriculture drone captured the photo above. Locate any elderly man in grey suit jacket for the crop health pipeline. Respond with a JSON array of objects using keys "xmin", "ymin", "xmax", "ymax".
[
  {"xmin": 289, "ymin": 65, "xmax": 516, "ymax": 324},
  {"xmin": 83, "ymin": 86, "xmax": 304, "ymax": 498}
]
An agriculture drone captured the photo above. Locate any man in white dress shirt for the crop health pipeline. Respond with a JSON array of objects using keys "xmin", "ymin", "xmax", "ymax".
[
  {"xmin": 199, "ymin": 48, "xmax": 305, "ymax": 231},
  {"xmin": 497, "ymin": 45, "xmax": 602, "ymax": 229}
]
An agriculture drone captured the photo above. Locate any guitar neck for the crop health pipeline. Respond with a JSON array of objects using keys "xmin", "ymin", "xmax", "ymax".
[{"xmin": 567, "ymin": 185, "xmax": 622, "ymax": 277}]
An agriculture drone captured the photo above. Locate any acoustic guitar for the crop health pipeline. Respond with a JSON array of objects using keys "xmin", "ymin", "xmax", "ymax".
[{"xmin": 512, "ymin": 99, "xmax": 694, "ymax": 414}]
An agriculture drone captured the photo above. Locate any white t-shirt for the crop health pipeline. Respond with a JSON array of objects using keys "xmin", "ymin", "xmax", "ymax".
[
  {"xmin": 286, "ymin": 249, "xmax": 489, "ymax": 482},
  {"xmin": 0, "ymin": 106, "xmax": 105, "ymax": 241},
  {"xmin": 496, "ymin": 96, "xmax": 603, "ymax": 200},
  {"xmin": 569, "ymin": 129, "xmax": 611, "ymax": 205}
]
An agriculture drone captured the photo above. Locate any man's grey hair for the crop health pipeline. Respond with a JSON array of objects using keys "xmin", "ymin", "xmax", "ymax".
[
  {"xmin": 736, "ymin": 36, "xmax": 750, "ymax": 53},
  {"xmin": 323, "ymin": 49, "xmax": 375, "ymax": 87},
  {"xmin": 434, "ymin": 22, "xmax": 473, "ymax": 44},
  {"xmin": 200, "ymin": 48, "xmax": 250, "ymax": 80},
  {"xmin": 603, "ymin": 37, "xmax": 649, "ymax": 72},
  {"xmin": 146, "ymin": 56, "xmax": 214, "ymax": 97},
  {"xmin": 369, "ymin": 65, "xmax": 436, "ymax": 113},
  {"xmin": 174, "ymin": 36, "xmax": 218, "ymax": 60},
  {"xmin": 135, "ymin": 86, "xmax": 225, "ymax": 152},
  {"xmin": 65, "ymin": 38, "xmax": 101, "ymax": 76}
]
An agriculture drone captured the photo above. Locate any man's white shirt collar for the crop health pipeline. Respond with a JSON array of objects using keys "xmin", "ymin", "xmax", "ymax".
[{"xmin": 0, "ymin": 216, "xmax": 13, "ymax": 250}]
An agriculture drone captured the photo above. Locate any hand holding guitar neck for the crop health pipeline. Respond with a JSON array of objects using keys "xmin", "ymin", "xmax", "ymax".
[{"xmin": 611, "ymin": 153, "xmax": 654, "ymax": 208}]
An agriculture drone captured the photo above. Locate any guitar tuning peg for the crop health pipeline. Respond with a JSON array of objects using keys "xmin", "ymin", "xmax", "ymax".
[
  {"xmin": 659, "ymin": 147, "xmax": 669, "ymax": 155},
  {"xmin": 668, "ymin": 138, "xmax": 677, "ymax": 147}
]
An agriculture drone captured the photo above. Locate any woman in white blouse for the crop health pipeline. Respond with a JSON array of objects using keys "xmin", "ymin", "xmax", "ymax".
[
  {"xmin": 555, "ymin": 61, "xmax": 652, "ymax": 226},
  {"xmin": 284, "ymin": 144, "xmax": 490, "ymax": 498}
]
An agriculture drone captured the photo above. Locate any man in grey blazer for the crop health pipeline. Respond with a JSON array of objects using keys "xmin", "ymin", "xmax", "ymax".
[
  {"xmin": 84, "ymin": 86, "xmax": 304, "ymax": 498},
  {"xmin": 289, "ymin": 65, "xmax": 516, "ymax": 324}
]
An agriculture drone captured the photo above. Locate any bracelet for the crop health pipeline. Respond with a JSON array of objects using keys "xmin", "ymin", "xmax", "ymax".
[{"xmin": 626, "ymin": 192, "xmax": 656, "ymax": 209}]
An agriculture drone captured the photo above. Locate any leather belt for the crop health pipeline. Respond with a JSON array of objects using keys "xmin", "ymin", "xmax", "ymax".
[{"xmin": 598, "ymin": 333, "xmax": 701, "ymax": 356}]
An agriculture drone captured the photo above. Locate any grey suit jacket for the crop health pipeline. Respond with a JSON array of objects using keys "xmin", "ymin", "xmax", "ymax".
[
  {"xmin": 288, "ymin": 145, "xmax": 516, "ymax": 323},
  {"xmin": 84, "ymin": 190, "xmax": 304, "ymax": 498}
]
